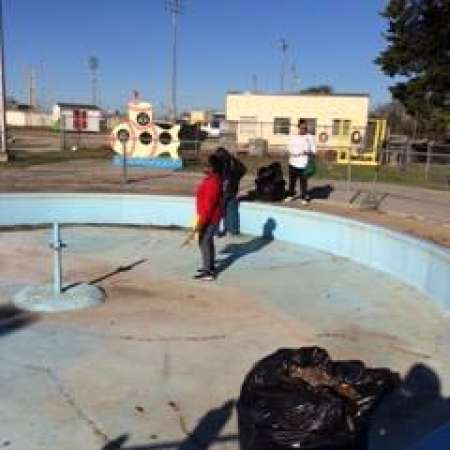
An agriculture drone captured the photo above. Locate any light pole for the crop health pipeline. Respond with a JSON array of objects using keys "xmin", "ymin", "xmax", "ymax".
[
  {"xmin": 166, "ymin": 0, "xmax": 182, "ymax": 123},
  {"xmin": 0, "ymin": 0, "xmax": 8, "ymax": 162}
]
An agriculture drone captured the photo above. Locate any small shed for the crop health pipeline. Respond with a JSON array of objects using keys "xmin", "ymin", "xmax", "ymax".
[
  {"xmin": 53, "ymin": 103, "xmax": 103, "ymax": 132},
  {"xmin": 6, "ymin": 103, "xmax": 52, "ymax": 128}
]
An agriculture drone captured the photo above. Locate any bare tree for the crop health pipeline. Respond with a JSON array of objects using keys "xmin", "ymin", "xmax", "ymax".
[{"xmin": 371, "ymin": 101, "xmax": 417, "ymax": 137}]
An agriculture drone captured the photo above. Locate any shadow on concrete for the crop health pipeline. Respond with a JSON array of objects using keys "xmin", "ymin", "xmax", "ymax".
[
  {"xmin": 0, "ymin": 304, "xmax": 38, "ymax": 337},
  {"xmin": 102, "ymin": 399, "xmax": 237, "ymax": 450},
  {"xmin": 101, "ymin": 364, "xmax": 450, "ymax": 450},
  {"xmin": 217, "ymin": 218, "xmax": 276, "ymax": 275},
  {"xmin": 366, "ymin": 363, "xmax": 450, "ymax": 450},
  {"xmin": 90, "ymin": 259, "xmax": 149, "ymax": 284},
  {"xmin": 63, "ymin": 259, "xmax": 148, "ymax": 292},
  {"xmin": 308, "ymin": 184, "xmax": 334, "ymax": 200}
]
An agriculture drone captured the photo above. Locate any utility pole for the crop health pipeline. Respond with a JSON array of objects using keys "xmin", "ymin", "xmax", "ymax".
[
  {"xmin": 290, "ymin": 62, "xmax": 300, "ymax": 91},
  {"xmin": 27, "ymin": 67, "xmax": 37, "ymax": 108},
  {"xmin": 252, "ymin": 74, "xmax": 258, "ymax": 92},
  {"xmin": 277, "ymin": 38, "xmax": 288, "ymax": 92},
  {"xmin": 166, "ymin": 0, "xmax": 182, "ymax": 123},
  {"xmin": 88, "ymin": 56, "xmax": 99, "ymax": 106},
  {"xmin": 0, "ymin": 0, "xmax": 8, "ymax": 162}
]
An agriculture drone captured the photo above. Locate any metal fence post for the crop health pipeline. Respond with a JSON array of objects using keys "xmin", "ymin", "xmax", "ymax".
[
  {"xmin": 425, "ymin": 141, "xmax": 432, "ymax": 180},
  {"xmin": 346, "ymin": 150, "xmax": 352, "ymax": 196},
  {"xmin": 195, "ymin": 124, "xmax": 199, "ymax": 158},
  {"xmin": 122, "ymin": 140, "xmax": 127, "ymax": 185},
  {"xmin": 406, "ymin": 140, "xmax": 412, "ymax": 165},
  {"xmin": 400, "ymin": 139, "xmax": 407, "ymax": 173},
  {"xmin": 60, "ymin": 114, "xmax": 66, "ymax": 151}
]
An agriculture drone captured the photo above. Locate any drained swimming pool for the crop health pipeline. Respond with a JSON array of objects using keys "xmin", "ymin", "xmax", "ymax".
[{"xmin": 0, "ymin": 194, "xmax": 449, "ymax": 450}]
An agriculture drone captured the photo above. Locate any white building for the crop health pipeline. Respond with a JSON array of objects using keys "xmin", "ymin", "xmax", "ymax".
[
  {"xmin": 6, "ymin": 110, "xmax": 53, "ymax": 128},
  {"xmin": 53, "ymin": 103, "xmax": 103, "ymax": 132},
  {"xmin": 6, "ymin": 103, "xmax": 52, "ymax": 128}
]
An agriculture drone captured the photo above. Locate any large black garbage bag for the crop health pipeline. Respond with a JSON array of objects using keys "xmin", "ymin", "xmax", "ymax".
[
  {"xmin": 238, "ymin": 347, "xmax": 400, "ymax": 450},
  {"xmin": 254, "ymin": 162, "xmax": 286, "ymax": 201}
]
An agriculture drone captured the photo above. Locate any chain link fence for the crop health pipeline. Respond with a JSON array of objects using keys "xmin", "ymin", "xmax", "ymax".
[
  {"xmin": 188, "ymin": 119, "xmax": 450, "ymax": 190},
  {"xmin": 3, "ymin": 117, "xmax": 450, "ymax": 190}
]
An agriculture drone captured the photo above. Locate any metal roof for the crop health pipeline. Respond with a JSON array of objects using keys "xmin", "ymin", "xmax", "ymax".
[{"xmin": 56, "ymin": 102, "xmax": 101, "ymax": 110}]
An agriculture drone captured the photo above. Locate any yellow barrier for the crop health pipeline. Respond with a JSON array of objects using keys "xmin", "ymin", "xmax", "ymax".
[{"xmin": 336, "ymin": 118, "xmax": 386, "ymax": 166}]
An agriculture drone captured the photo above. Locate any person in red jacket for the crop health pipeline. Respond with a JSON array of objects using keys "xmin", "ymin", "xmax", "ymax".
[{"xmin": 194, "ymin": 154, "xmax": 223, "ymax": 280}]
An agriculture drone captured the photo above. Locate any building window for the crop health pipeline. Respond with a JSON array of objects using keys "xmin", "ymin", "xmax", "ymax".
[
  {"xmin": 299, "ymin": 118, "xmax": 317, "ymax": 135},
  {"xmin": 273, "ymin": 117, "xmax": 291, "ymax": 135},
  {"xmin": 332, "ymin": 119, "xmax": 341, "ymax": 136},
  {"xmin": 343, "ymin": 120, "xmax": 351, "ymax": 136},
  {"xmin": 239, "ymin": 116, "xmax": 257, "ymax": 137},
  {"xmin": 333, "ymin": 119, "xmax": 352, "ymax": 136}
]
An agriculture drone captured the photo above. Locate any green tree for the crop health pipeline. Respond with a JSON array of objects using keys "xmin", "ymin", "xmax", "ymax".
[{"xmin": 375, "ymin": 0, "xmax": 450, "ymax": 136}]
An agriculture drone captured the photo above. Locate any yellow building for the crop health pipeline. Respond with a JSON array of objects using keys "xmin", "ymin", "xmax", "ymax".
[
  {"xmin": 226, "ymin": 91, "xmax": 370, "ymax": 151},
  {"xmin": 189, "ymin": 110, "xmax": 208, "ymax": 125}
]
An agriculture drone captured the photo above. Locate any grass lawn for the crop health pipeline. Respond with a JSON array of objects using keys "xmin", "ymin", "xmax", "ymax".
[
  {"xmin": 0, "ymin": 148, "xmax": 114, "ymax": 169},
  {"xmin": 184, "ymin": 154, "xmax": 450, "ymax": 190},
  {"xmin": 1, "ymin": 148, "xmax": 448, "ymax": 190}
]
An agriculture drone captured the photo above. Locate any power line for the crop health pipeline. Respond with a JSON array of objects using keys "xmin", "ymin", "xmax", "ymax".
[{"xmin": 165, "ymin": 0, "xmax": 183, "ymax": 122}]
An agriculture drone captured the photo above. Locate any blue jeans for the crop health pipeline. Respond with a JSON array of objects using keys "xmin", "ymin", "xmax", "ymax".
[
  {"xmin": 199, "ymin": 223, "xmax": 218, "ymax": 272},
  {"xmin": 223, "ymin": 196, "xmax": 240, "ymax": 234}
]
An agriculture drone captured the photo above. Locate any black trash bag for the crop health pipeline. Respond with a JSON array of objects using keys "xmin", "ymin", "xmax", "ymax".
[
  {"xmin": 254, "ymin": 162, "xmax": 286, "ymax": 202},
  {"xmin": 238, "ymin": 347, "xmax": 400, "ymax": 450}
]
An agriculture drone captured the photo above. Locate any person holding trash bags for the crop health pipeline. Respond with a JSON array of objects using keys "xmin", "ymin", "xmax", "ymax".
[
  {"xmin": 285, "ymin": 119, "xmax": 317, "ymax": 205},
  {"xmin": 215, "ymin": 147, "xmax": 247, "ymax": 235},
  {"xmin": 193, "ymin": 154, "xmax": 223, "ymax": 281}
]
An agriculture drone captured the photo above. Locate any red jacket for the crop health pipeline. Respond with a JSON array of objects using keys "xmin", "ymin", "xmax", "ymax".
[{"xmin": 196, "ymin": 172, "xmax": 223, "ymax": 226}]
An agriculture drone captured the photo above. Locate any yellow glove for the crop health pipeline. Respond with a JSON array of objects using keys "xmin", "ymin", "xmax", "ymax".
[
  {"xmin": 181, "ymin": 214, "xmax": 200, "ymax": 247},
  {"xmin": 188, "ymin": 214, "xmax": 199, "ymax": 229}
]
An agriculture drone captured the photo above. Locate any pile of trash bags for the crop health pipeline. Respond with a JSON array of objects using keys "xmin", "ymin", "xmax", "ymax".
[
  {"xmin": 238, "ymin": 346, "xmax": 400, "ymax": 450},
  {"xmin": 254, "ymin": 162, "xmax": 286, "ymax": 202}
]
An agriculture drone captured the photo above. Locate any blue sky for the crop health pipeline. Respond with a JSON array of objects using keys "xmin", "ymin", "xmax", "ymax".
[{"xmin": 4, "ymin": 0, "xmax": 393, "ymax": 113}]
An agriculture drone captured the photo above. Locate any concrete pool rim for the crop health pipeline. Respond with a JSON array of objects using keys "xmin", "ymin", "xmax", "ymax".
[{"xmin": 0, "ymin": 192, "xmax": 448, "ymax": 311}]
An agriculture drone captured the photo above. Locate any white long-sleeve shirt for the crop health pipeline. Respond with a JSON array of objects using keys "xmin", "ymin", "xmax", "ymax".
[{"xmin": 288, "ymin": 134, "xmax": 316, "ymax": 168}]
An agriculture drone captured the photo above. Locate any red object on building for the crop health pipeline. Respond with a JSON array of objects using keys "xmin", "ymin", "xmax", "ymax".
[
  {"xmin": 81, "ymin": 110, "xmax": 87, "ymax": 129},
  {"xmin": 73, "ymin": 109, "xmax": 88, "ymax": 130},
  {"xmin": 73, "ymin": 109, "xmax": 80, "ymax": 130}
]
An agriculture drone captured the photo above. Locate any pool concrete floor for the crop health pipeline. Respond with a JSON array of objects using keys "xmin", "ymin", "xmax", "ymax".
[{"xmin": 0, "ymin": 226, "xmax": 449, "ymax": 450}]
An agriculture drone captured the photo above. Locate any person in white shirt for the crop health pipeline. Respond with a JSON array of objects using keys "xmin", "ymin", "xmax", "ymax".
[{"xmin": 285, "ymin": 119, "xmax": 316, "ymax": 204}]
